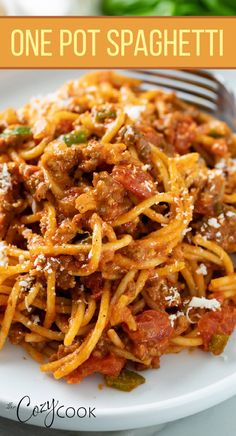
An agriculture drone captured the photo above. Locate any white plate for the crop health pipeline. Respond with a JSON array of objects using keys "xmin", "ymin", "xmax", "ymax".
[{"xmin": 0, "ymin": 70, "xmax": 236, "ymax": 432}]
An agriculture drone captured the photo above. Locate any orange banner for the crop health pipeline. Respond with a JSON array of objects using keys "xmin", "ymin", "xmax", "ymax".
[{"xmin": 0, "ymin": 17, "xmax": 235, "ymax": 68}]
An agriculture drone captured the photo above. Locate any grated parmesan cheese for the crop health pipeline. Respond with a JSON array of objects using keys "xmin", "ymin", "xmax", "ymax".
[
  {"xmin": 185, "ymin": 307, "xmax": 201, "ymax": 324},
  {"xmin": 19, "ymin": 276, "xmax": 34, "ymax": 292},
  {"xmin": 226, "ymin": 211, "xmax": 235, "ymax": 217},
  {"xmin": 188, "ymin": 297, "xmax": 221, "ymax": 311},
  {"xmin": 215, "ymin": 159, "xmax": 226, "ymax": 170},
  {"xmin": 208, "ymin": 218, "xmax": 221, "ymax": 229},
  {"xmin": 34, "ymin": 254, "xmax": 46, "ymax": 271},
  {"xmin": 144, "ymin": 180, "xmax": 152, "ymax": 192},
  {"xmin": 0, "ymin": 241, "xmax": 8, "ymax": 266},
  {"xmin": 79, "ymin": 284, "xmax": 85, "ymax": 292},
  {"xmin": 169, "ymin": 311, "xmax": 184, "ymax": 327},
  {"xmin": 142, "ymin": 164, "xmax": 151, "ymax": 171},
  {"xmin": 0, "ymin": 163, "xmax": 11, "ymax": 193},
  {"xmin": 196, "ymin": 263, "xmax": 208, "ymax": 276},
  {"xmin": 19, "ymin": 280, "xmax": 30, "ymax": 289},
  {"xmin": 182, "ymin": 227, "xmax": 192, "ymax": 236},
  {"xmin": 165, "ymin": 287, "xmax": 180, "ymax": 306},
  {"xmin": 31, "ymin": 199, "xmax": 37, "ymax": 214},
  {"xmin": 32, "ymin": 315, "xmax": 40, "ymax": 325},
  {"xmin": 124, "ymin": 105, "xmax": 145, "ymax": 121},
  {"xmin": 45, "ymin": 262, "xmax": 53, "ymax": 274}
]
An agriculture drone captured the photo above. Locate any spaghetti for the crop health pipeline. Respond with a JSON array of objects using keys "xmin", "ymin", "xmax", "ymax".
[{"xmin": 0, "ymin": 71, "xmax": 236, "ymax": 390}]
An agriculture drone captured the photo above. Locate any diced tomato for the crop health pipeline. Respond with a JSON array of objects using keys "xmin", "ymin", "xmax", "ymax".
[
  {"xmin": 137, "ymin": 124, "xmax": 164, "ymax": 148},
  {"xmin": 66, "ymin": 353, "xmax": 125, "ymax": 384},
  {"xmin": 124, "ymin": 310, "xmax": 173, "ymax": 358},
  {"xmin": 198, "ymin": 306, "xmax": 236, "ymax": 351},
  {"xmin": 112, "ymin": 164, "xmax": 156, "ymax": 200}
]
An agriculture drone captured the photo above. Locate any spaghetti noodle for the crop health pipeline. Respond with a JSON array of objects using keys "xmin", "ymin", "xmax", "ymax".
[{"xmin": 0, "ymin": 71, "xmax": 236, "ymax": 390}]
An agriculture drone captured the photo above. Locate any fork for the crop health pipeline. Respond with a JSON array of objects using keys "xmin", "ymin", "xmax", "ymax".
[{"xmin": 127, "ymin": 69, "xmax": 236, "ymax": 131}]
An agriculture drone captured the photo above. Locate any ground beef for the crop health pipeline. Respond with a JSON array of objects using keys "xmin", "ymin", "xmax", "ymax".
[
  {"xmin": 19, "ymin": 164, "xmax": 48, "ymax": 201},
  {"xmin": 93, "ymin": 171, "xmax": 132, "ymax": 222},
  {"xmin": 81, "ymin": 273, "xmax": 104, "ymax": 300},
  {"xmin": 159, "ymin": 112, "xmax": 197, "ymax": 155},
  {"xmin": 52, "ymin": 218, "xmax": 79, "ymax": 244},
  {"xmin": 144, "ymin": 278, "xmax": 182, "ymax": 310},
  {"xmin": 0, "ymin": 162, "xmax": 22, "ymax": 238},
  {"xmin": 56, "ymin": 269, "xmax": 76, "ymax": 290},
  {"xmin": 41, "ymin": 142, "xmax": 82, "ymax": 190},
  {"xmin": 78, "ymin": 140, "xmax": 127, "ymax": 173},
  {"xmin": 199, "ymin": 207, "xmax": 236, "ymax": 252},
  {"xmin": 194, "ymin": 169, "xmax": 225, "ymax": 217}
]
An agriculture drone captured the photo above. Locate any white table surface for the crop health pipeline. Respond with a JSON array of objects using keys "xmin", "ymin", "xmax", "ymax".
[{"xmin": 0, "ymin": 69, "xmax": 236, "ymax": 435}]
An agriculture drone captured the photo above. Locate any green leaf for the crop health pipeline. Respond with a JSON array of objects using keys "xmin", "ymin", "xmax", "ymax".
[
  {"xmin": 202, "ymin": 0, "xmax": 236, "ymax": 14},
  {"xmin": 173, "ymin": 2, "xmax": 207, "ymax": 15},
  {"xmin": 102, "ymin": 0, "xmax": 159, "ymax": 15},
  {"xmin": 105, "ymin": 368, "xmax": 145, "ymax": 391},
  {"xmin": 142, "ymin": 0, "xmax": 176, "ymax": 16},
  {"xmin": 101, "ymin": 0, "xmax": 236, "ymax": 15}
]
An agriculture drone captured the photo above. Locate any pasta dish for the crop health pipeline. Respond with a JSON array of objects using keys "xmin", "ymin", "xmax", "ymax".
[{"xmin": 0, "ymin": 71, "xmax": 236, "ymax": 391}]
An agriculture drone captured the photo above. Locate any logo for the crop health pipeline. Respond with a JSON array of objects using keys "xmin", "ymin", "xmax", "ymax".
[{"xmin": 6, "ymin": 396, "xmax": 96, "ymax": 428}]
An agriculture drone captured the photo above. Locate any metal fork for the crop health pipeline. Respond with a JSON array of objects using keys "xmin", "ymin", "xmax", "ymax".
[{"xmin": 126, "ymin": 69, "xmax": 236, "ymax": 131}]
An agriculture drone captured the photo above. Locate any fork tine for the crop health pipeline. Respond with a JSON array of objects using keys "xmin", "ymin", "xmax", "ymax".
[
  {"xmin": 132, "ymin": 70, "xmax": 217, "ymax": 104},
  {"xmin": 187, "ymin": 70, "xmax": 236, "ymax": 112},
  {"xmin": 130, "ymin": 69, "xmax": 236, "ymax": 130},
  {"xmin": 138, "ymin": 78, "xmax": 217, "ymax": 104},
  {"xmin": 135, "ymin": 69, "xmax": 217, "ymax": 93},
  {"xmin": 217, "ymin": 81, "xmax": 236, "ymax": 108},
  {"xmin": 180, "ymin": 69, "xmax": 218, "ymax": 82},
  {"xmin": 181, "ymin": 70, "xmax": 236, "ymax": 116}
]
